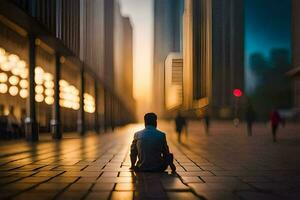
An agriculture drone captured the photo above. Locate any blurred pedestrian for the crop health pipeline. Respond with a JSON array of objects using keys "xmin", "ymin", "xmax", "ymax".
[
  {"xmin": 203, "ymin": 113, "xmax": 210, "ymax": 134},
  {"xmin": 175, "ymin": 112, "xmax": 187, "ymax": 143},
  {"xmin": 270, "ymin": 109, "xmax": 282, "ymax": 142},
  {"xmin": 245, "ymin": 104, "xmax": 256, "ymax": 136}
]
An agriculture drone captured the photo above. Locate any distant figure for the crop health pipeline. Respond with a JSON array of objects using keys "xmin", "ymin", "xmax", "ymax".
[
  {"xmin": 7, "ymin": 106, "xmax": 20, "ymax": 137},
  {"xmin": 203, "ymin": 113, "xmax": 210, "ymax": 134},
  {"xmin": 245, "ymin": 104, "xmax": 256, "ymax": 136},
  {"xmin": 130, "ymin": 113, "xmax": 176, "ymax": 172},
  {"xmin": 270, "ymin": 109, "xmax": 282, "ymax": 142},
  {"xmin": 175, "ymin": 112, "xmax": 187, "ymax": 143}
]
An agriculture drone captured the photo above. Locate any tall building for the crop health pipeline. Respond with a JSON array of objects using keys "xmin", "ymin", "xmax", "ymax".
[
  {"xmin": 211, "ymin": 0, "xmax": 244, "ymax": 118},
  {"xmin": 182, "ymin": 0, "xmax": 244, "ymax": 118},
  {"xmin": 0, "ymin": 0, "xmax": 136, "ymax": 141},
  {"xmin": 182, "ymin": 0, "xmax": 212, "ymax": 117},
  {"xmin": 122, "ymin": 17, "xmax": 136, "ymax": 122},
  {"xmin": 112, "ymin": 1, "xmax": 136, "ymax": 125},
  {"xmin": 165, "ymin": 53, "xmax": 183, "ymax": 112},
  {"xmin": 153, "ymin": 0, "xmax": 184, "ymax": 117}
]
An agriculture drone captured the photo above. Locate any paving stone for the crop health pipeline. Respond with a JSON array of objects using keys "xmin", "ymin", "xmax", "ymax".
[
  {"xmin": 85, "ymin": 191, "xmax": 110, "ymax": 200},
  {"xmin": 181, "ymin": 176, "xmax": 204, "ymax": 183},
  {"xmin": 92, "ymin": 183, "xmax": 115, "ymax": 191},
  {"xmin": 111, "ymin": 191, "xmax": 133, "ymax": 200},
  {"xmin": 13, "ymin": 192, "xmax": 57, "ymax": 200},
  {"xmin": 101, "ymin": 172, "xmax": 118, "ymax": 177},
  {"xmin": 32, "ymin": 182, "xmax": 69, "ymax": 192},
  {"xmin": 167, "ymin": 191, "xmax": 201, "ymax": 200},
  {"xmin": 66, "ymin": 183, "xmax": 93, "ymax": 191},
  {"xmin": 48, "ymin": 176, "xmax": 78, "ymax": 183},
  {"xmin": 236, "ymin": 191, "xmax": 282, "ymax": 200},
  {"xmin": 56, "ymin": 191, "xmax": 87, "ymax": 200},
  {"xmin": 97, "ymin": 177, "xmax": 134, "ymax": 183},
  {"xmin": 0, "ymin": 182, "xmax": 36, "ymax": 191},
  {"xmin": 115, "ymin": 183, "xmax": 135, "ymax": 191},
  {"xmin": 162, "ymin": 179, "xmax": 190, "ymax": 191}
]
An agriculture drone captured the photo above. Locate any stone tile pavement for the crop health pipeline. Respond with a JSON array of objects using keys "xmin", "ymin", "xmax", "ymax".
[{"xmin": 0, "ymin": 121, "xmax": 300, "ymax": 199}]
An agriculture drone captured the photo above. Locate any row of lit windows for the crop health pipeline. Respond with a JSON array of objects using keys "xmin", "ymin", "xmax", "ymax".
[{"xmin": 0, "ymin": 47, "xmax": 95, "ymax": 113}]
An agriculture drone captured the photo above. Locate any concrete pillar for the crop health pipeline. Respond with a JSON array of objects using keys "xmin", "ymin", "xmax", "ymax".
[
  {"xmin": 51, "ymin": 53, "xmax": 62, "ymax": 139},
  {"xmin": 111, "ymin": 95, "xmax": 115, "ymax": 131},
  {"xmin": 25, "ymin": 35, "xmax": 38, "ymax": 142},
  {"xmin": 78, "ymin": 66, "xmax": 85, "ymax": 135}
]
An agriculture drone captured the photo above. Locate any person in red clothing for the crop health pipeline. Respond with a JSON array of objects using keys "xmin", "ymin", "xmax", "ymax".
[{"xmin": 270, "ymin": 109, "xmax": 282, "ymax": 142}]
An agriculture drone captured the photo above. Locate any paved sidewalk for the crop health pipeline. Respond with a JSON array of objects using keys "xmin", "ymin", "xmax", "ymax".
[{"xmin": 0, "ymin": 121, "xmax": 300, "ymax": 200}]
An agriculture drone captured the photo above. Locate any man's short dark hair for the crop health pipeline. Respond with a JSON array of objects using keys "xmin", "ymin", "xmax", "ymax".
[{"xmin": 144, "ymin": 113, "xmax": 157, "ymax": 127}]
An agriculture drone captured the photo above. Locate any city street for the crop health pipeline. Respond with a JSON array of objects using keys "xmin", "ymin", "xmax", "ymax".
[{"xmin": 0, "ymin": 121, "xmax": 300, "ymax": 200}]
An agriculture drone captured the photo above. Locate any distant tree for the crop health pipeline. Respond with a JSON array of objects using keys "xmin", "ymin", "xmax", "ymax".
[{"xmin": 248, "ymin": 49, "xmax": 292, "ymax": 120}]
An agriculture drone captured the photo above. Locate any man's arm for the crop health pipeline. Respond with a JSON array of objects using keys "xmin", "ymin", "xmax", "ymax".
[
  {"xmin": 130, "ymin": 134, "xmax": 138, "ymax": 169},
  {"xmin": 162, "ymin": 134, "xmax": 170, "ymax": 157}
]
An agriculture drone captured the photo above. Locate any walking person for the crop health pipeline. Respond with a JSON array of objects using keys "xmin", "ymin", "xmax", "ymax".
[
  {"xmin": 270, "ymin": 109, "xmax": 282, "ymax": 142},
  {"xmin": 203, "ymin": 113, "xmax": 210, "ymax": 135},
  {"xmin": 245, "ymin": 104, "xmax": 256, "ymax": 136},
  {"xmin": 175, "ymin": 112, "xmax": 187, "ymax": 143}
]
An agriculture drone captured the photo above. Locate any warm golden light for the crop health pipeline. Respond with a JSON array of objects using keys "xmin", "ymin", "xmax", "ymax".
[
  {"xmin": 0, "ymin": 48, "xmax": 5, "ymax": 55},
  {"xmin": 35, "ymin": 76, "xmax": 44, "ymax": 84},
  {"xmin": 11, "ymin": 67, "xmax": 20, "ymax": 76},
  {"xmin": 45, "ymin": 96, "xmax": 54, "ymax": 105},
  {"xmin": 45, "ymin": 88, "xmax": 54, "ymax": 96},
  {"xmin": 0, "ymin": 83, "xmax": 8, "ymax": 93},
  {"xmin": 44, "ymin": 81, "xmax": 54, "ymax": 88},
  {"xmin": 1, "ymin": 62, "xmax": 12, "ymax": 71},
  {"xmin": 19, "ymin": 89, "xmax": 28, "ymax": 98},
  {"xmin": 19, "ymin": 79, "xmax": 28, "ymax": 88},
  {"xmin": 8, "ymin": 75, "xmax": 19, "ymax": 85},
  {"xmin": 35, "ymin": 66, "xmax": 44, "ymax": 75},
  {"xmin": 84, "ymin": 93, "xmax": 95, "ymax": 113},
  {"xmin": 59, "ymin": 79, "xmax": 68, "ymax": 87},
  {"xmin": 9, "ymin": 86, "xmax": 18, "ymax": 96},
  {"xmin": 72, "ymin": 103, "xmax": 80, "ymax": 110},
  {"xmin": 35, "ymin": 94, "xmax": 44, "ymax": 102},
  {"xmin": 8, "ymin": 54, "xmax": 19, "ymax": 63},
  {"xmin": 0, "ymin": 54, "xmax": 6, "ymax": 64},
  {"xmin": 0, "ymin": 73, "xmax": 8, "ymax": 82},
  {"xmin": 44, "ymin": 73, "xmax": 53, "ymax": 81},
  {"xmin": 35, "ymin": 85, "xmax": 44, "ymax": 94},
  {"xmin": 17, "ymin": 60, "xmax": 26, "ymax": 68},
  {"xmin": 59, "ymin": 80, "xmax": 81, "ymax": 110},
  {"xmin": 20, "ymin": 68, "xmax": 28, "ymax": 79}
]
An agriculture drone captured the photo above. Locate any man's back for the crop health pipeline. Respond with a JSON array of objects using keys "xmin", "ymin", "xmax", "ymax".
[{"xmin": 131, "ymin": 126, "xmax": 169, "ymax": 171}]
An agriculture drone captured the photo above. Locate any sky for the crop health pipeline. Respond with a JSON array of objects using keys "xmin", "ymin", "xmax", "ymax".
[
  {"xmin": 119, "ymin": 0, "xmax": 153, "ymax": 119},
  {"xmin": 245, "ymin": 0, "xmax": 291, "ymax": 92}
]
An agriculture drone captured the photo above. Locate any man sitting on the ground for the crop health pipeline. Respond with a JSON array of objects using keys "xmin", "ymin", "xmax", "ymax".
[{"xmin": 130, "ymin": 113, "xmax": 176, "ymax": 172}]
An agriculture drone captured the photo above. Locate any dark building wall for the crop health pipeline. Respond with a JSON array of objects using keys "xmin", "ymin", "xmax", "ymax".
[
  {"xmin": 80, "ymin": 0, "xmax": 105, "ymax": 78},
  {"xmin": 11, "ymin": 0, "xmax": 56, "ymax": 34},
  {"xmin": 123, "ymin": 17, "xmax": 133, "ymax": 100},
  {"xmin": 292, "ymin": 0, "xmax": 300, "ymax": 109},
  {"xmin": 212, "ymin": 0, "xmax": 244, "ymax": 118},
  {"xmin": 11, "ymin": 0, "xmax": 81, "ymax": 56},
  {"xmin": 292, "ymin": 0, "xmax": 300, "ymax": 68},
  {"xmin": 104, "ymin": 0, "xmax": 115, "ymax": 87}
]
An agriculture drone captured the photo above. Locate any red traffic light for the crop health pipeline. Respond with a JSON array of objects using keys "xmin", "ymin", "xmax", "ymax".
[{"xmin": 233, "ymin": 89, "xmax": 243, "ymax": 97}]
